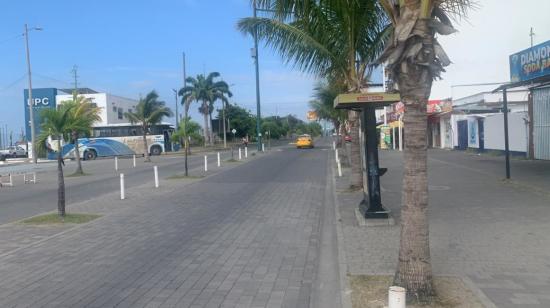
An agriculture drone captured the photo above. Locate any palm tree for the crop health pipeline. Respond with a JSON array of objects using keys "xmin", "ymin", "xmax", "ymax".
[
  {"xmin": 124, "ymin": 91, "xmax": 173, "ymax": 162},
  {"xmin": 238, "ymin": 0, "xmax": 389, "ymax": 190},
  {"xmin": 310, "ymin": 81, "xmax": 347, "ymax": 145},
  {"xmin": 180, "ymin": 73, "xmax": 232, "ymax": 146},
  {"xmin": 36, "ymin": 104, "xmax": 77, "ymax": 217},
  {"xmin": 60, "ymin": 93, "xmax": 101, "ymax": 175},
  {"xmin": 377, "ymin": 0, "xmax": 472, "ymax": 301}
]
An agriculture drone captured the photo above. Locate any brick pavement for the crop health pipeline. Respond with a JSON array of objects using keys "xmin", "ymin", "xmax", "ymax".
[
  {"xmin": 335, "ymin": 149, "xmax": 550, "ymax": 308},
  {"xmin": 0, "ymin": 145, "xmax": 337, "ymax": 308}
]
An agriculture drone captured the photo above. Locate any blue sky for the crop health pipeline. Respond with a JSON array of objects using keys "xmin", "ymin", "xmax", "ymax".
[
  {"xmin": 0, "ymin": 0, "xmax": 332, "ymax": 136},
  {"xmin": 2, "ymin": 0, "xmax": 547, "ymax": 140}
]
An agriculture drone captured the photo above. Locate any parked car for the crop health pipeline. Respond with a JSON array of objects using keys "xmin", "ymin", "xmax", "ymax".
[
  {"xmin": 296, "ymin": 134, "xmax": 314, "ymax": 149},
  {"xmin": 0, "ymin": 146, "xmax": 27, "ymax": 158}
]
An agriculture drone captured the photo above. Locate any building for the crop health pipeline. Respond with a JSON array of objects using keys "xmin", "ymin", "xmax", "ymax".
[
  {"xmin": 494, "ymin": 39, "xmax": 550, "ymax": 160},
  {"xmin": 24, "ymin": 87, "xmax": 139, "ymax": 139},
  {"xmin": 448, "ymin": 89, "xmax": 530, "ymax": 154}
]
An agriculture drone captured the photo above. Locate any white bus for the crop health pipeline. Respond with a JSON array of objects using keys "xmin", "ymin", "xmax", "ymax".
[{"xmin": 49, "ymin": 124, "xmax": 175, "ymax": 160}]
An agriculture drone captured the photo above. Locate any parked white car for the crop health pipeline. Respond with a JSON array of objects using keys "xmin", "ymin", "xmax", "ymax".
[{"xmin": 0, "ymin": 146, "xmax": 27, "ymax": 158}]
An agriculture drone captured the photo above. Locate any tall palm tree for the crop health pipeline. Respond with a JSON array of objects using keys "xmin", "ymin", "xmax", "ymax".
[
  {"xmin": 36, "ymin": 104, "xmax": 77, "ymax": 217},
  {"xmin": 377, "ymin": 0, "xmax": 472, "ymax": 301},
  {"xmin": 124, "ymin": 91, "xmax": 173, "ymax": 162},
  {"xmin": 310, "ymin": 81, "xmax": 347, "ymax": 145},
  {"xmin": 180, "ymin": 73, "xmax": 232, "ymax": 146},
  {"xmin": 238, "ymin": 0, "xmax": 389, "ymax": 190},
  {"xmin": 60, "ymin": 93, "xmax": 101, "ymax": 175}
]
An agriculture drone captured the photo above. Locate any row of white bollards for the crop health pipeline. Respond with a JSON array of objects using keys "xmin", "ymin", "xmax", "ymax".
[
  {"xmin": 115, "ymin": 155, "xmax": 139, "ymax": 172},
  {"xmin": 120, "ymin": 165, "xmax": 160, "ymax": 200}
]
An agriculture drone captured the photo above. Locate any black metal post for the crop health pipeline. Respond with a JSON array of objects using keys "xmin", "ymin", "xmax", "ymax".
[
  {"xmin": 503, "ymin": 88, "xmax": 511, "ymax": 179},
  {"xmin": 359, "ymin": 106, "xmax": 389, "ymax": 218}
]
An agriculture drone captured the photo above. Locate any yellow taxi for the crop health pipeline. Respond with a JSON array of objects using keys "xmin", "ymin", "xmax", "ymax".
[{"xmin": 296, "ymin": 134, "xmax": 314, "ymax": 149}]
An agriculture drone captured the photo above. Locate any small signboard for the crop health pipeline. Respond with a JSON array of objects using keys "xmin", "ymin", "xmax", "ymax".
[
  {"xmin": 334, "ymin": 92, "xmax": 400, "ymax": 109},
  {"xmin": 231, "ymin": 129, "xmax": 236, "ymax": 134},
  {"xmin": 510, "ymin": 40, "xmax": 550, "ymax": 82}
]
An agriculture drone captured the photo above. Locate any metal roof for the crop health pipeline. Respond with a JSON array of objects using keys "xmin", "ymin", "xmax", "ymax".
[{"xmin": 493, "ymin": 74, "xmax": 550, "ymax": 92}]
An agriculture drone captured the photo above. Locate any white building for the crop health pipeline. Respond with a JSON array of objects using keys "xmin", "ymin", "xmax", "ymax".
[
  {"xmin": 56, "ymin": 90, "xmax": 138, "ymax": 126},
  {"xmin": 448, "ymin": 88, "xmax": 530, "ymax": 154}
]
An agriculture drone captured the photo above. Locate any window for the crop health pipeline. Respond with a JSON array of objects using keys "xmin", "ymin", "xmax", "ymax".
[
  {"xmin": 112, "ymin": 106, "xmax": 117, "ymax": 112},
  {"xmin": 118, "ymin": 108, "xmax": 123, "ymax": 120}
]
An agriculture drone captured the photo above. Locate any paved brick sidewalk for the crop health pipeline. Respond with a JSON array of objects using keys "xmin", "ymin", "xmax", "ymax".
[
  {"xmin": 335, "ymin": 149, "xmax": 550, "ymax": 308},
  {"xmin": 0, "ymin": 146, "xmax": 336, "ymax": 308}
]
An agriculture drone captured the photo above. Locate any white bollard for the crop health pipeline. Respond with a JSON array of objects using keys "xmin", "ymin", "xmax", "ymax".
[
  {"xmin": 133, "ymin": 154, "xmax": 136, "ymax": 168},
  {"xmin": 238, "ymin": 148, "xmax": 242, "ymax": 160},
  {"xmin": 332, "ymin": 141, "xmax": 336, "ymax": 150},
  {"xmin": 204, "ymin": 155, "xmax": 208, "ymax": 172},
  {"xmin": 335, "ymin": 149, "xmax": 339, "ymax": 162},
  {"xmin": 262, "ymin": 143, "xmax": 265, "ymax": 152},
  {"xmin": 120, "ymin": 173, "xmax": 125, "ymax": 200},
  {"xmin": 115, "ymin": 156, "xmax": 119, "ymax": 171},
  {"xmin": 388, "ymin": 286, "xmax": 406, "ymax": 308},
  {"xmin": 392, "ymin": 127, "xmax": 396, "ymax": 150},
  {"xmin": 245, "ymin": 147, "xmax": 248, "ymax": 158},
  {"xmin": 337, "ymin": 160, "xmax": 342, "ymax": 177},
  {"xmin": 217, "ymin": 152, "xmax": 221, "ymax": 167},
  {"xmin": 153, "ymin": 166, "xmax": 159, "ymax": 188}
]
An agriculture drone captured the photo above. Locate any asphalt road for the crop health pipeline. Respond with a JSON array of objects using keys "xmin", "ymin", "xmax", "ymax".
[
  {"xmin": 0, "ymin": 138, "xmax": 341, "ymax": 308},
  {"xmin": 0, "ymin": 149, "xmax": 250, "ymax": 224}
]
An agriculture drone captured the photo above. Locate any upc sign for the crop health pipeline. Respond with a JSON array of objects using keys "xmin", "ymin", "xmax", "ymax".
[{"xmin": 27, "ymin": 97, "xmax": 50, "ymax": 106}]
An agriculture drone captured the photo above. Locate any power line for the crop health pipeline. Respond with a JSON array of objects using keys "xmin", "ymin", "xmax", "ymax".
[
  {"xmin": 0, "ymin": 34, "xmax": 23, "ymax": 45},
  {"xmin": 0, "ymin": 73, "xmax": 27, "ymax": 93}
]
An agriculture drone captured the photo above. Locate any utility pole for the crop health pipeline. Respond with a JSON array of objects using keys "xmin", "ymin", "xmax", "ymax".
[
  {"xmin": 173, "ymin": 89, "xmax": 179, "ymax": 131},
  {"xmin": 24, "ymin": 24, "xmax": 42, "ymax": 164},
  {"xmin": 71, "ymin": 65, "xmax": 79, "ymax": 93},
  {"xmin": 182, "ymin": 52, "xmax": 189, "ymax": 176},
  {"xmin": 252, "ymin": 0, "xmax": 262, "ymax": 151},
  {"xmin": 530, "ymin": 27, "xmax": 535, "ymax": 48}
]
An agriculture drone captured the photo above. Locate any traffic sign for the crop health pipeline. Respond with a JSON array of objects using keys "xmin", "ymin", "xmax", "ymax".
[{"xmin": 334, "ymin": 92, "xmax": 400, "ymax": 109}]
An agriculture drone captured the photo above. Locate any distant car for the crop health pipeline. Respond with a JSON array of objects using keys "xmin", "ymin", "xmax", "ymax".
[
  {"xmin": 0, "ymin": 146, "xmax": 27, "ymax": 158},
  {"xmin": 296, "ymin": 134, "xmax": 314, "ymax": 149},
  {"xmin": 344, "ymin": 135, "xmax": 352, "ymax": 142}
]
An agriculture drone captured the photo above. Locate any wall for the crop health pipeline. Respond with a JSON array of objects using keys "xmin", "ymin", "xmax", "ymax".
[
  {"xmin": 56, "ymin": 93, "xmax": 138, "ymax": 126},
  {"xmin": 105, "ymin": 94, "xmax": 138, "ymax": 125},
  {"xmin": 483, "ymin": 112, "xmax": 528, "ymax": 152},
  {"xmin": 467, "ymin": 117, "xmax": 479, "ymax": 148},
  {"xmin": 439, "ymin": 117, "xmax": 452, "ymax": 149}
]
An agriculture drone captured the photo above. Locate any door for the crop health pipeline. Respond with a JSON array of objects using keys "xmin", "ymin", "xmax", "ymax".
[
  {"xmin": 457, "ymin": 120, "xmax": 468, "ymax": 150},
  {"xmin": 477, "ymin": 118, "xmax": 485, "ymax": 151}
]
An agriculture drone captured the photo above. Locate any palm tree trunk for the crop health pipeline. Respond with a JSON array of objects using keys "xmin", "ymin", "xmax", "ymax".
[
  {"xmin": 184, "ymin": 107, "xmax": 189, "ymax": 176},
  {"xmin": 143, "ymin": 124, "xmax": 151, "ymax": 162},
  {"xmin": 57, "ymin": 138, "xmax": 66, "ymax": 217},
  {"xmin": 348, "ymin": 110, "xmax": 362, "ymax": 189},
  {"xmin": 202, "ymin": 103, "xmax": 210, "ymax": 146},
  {"xmin": 393, "ymin": 18, "xmax": 435, "ymax": 301},
  {"xmin": 208, "ymin": 111, "xmax": 214, "ymax": 146},
  {"xmin": 72, "ymin": 131, "xmax": 83, "ymax": 175}
]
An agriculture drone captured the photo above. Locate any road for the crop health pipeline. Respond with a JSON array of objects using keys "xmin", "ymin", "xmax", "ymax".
[
  {"xmin": 0, "ymin": 139, "xmax": 341, "ymax": 308},
  {"xmin": 0, "ymin": 149, "xmax": 247, "ymax": 224}
]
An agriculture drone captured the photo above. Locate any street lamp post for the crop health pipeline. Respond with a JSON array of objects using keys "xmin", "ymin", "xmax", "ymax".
[
  {"xmin": 24, "ymin": 24, "xmax": 42, "ymax": 164},
  {"xmin": 172, "ymin": 89, "xmax": 179, "ymax": 131},
  {"xmin": 252, "ymin": 0, "xmax": 262, "ymax": 151}
]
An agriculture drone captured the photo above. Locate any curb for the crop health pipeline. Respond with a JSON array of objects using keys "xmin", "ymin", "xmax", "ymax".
[{"xmin": 330, "ymin": 149, "xmax": 352, "ymax": 308}]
